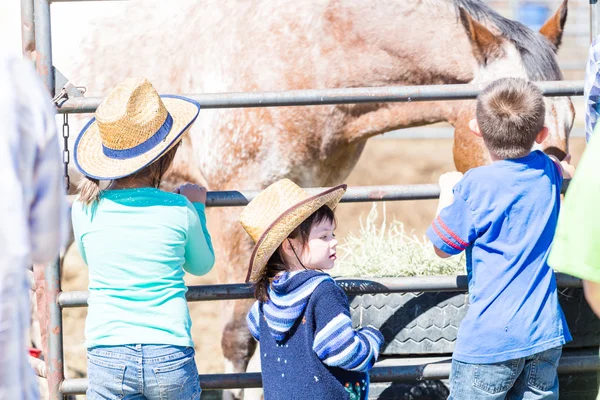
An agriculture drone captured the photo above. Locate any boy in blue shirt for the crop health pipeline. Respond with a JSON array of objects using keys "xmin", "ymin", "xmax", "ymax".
[{"xmin": 428, "ymin": 77, "xmax": 573, "ymax": 399}]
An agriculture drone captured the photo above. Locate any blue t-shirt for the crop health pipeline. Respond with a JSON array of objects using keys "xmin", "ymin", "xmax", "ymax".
[{"xmin": 427, "ymin": 150, "xmax": 571, "ymax": 364}]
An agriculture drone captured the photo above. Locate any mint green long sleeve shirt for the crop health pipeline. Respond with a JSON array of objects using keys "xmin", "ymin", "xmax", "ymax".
[{"xmin": 71, "ymin": 188, "xmax": 215, "ymax": 348}]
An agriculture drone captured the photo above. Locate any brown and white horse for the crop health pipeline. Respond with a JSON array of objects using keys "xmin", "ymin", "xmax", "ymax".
[{"xmin": 58, "ymin": 0, "xmax": 572, "ymax": 398}]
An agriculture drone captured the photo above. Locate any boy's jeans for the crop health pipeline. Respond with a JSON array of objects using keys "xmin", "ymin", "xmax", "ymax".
[
  {"xmin": 449, "ymin": 346, "xmax": 561, "ymax": 400},
  {"xmin": 86, "ymin": 344, "xmax": 200, "ymax": 400}
]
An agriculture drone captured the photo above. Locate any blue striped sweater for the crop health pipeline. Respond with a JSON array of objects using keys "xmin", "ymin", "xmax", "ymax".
[{"xmin": 247, "ymin": 270, "xmax": 384, "ymax": 400}]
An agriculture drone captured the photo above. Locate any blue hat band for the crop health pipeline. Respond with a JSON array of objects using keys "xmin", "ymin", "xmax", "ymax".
[{"xmin": 102, "ymin": 112, "xmax": 173, "ymax": 160}]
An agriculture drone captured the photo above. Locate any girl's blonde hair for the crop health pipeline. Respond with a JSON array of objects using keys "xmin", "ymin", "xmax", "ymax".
[
  {"xmin": 254, "ymin": 205, "xmax": 336, "ymax": 302},
  {"xmin": 78, "ymin": 143, "xmax": 180, "ymax": 205}
]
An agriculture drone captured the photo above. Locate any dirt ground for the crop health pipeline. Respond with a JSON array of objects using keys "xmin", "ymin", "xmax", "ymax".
[{"xmin": 60, "ymin": 137, "xmax": 588, "ymax": 385}]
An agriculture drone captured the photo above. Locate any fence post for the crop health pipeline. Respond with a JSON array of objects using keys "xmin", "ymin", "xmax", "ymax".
[
  {"xmin": 33, "ymin": 0, "xmax": 54, "ymax": 96},
  {"xmin": 46, "ymin": 258, "xmax": 64, "ymax": 400},
  {"xmin": 592, "ymin": 0, "xmax": 600, "ymax": 42},
  {"xmin": 21, "ymin": 0, "xmax": 35, "ymax": 61}
]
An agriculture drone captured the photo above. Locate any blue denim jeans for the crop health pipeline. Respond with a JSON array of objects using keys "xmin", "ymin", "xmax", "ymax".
[
  {"xmin": 448, "ymin": 346, "xmax": 561, "ymax": 400},
  {"xmin": 87, "ymin": 344, "xmax": 200, "ymax": 400}
]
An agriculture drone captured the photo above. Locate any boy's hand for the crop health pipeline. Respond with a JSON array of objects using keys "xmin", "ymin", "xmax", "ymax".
[
  {"xmin": 549, "ymin": 154, "xmax": 575, "ymax": 180},
  {"xmin": 560, "ymin": 158, "xmax": 575, "ymax": 180},
  {"xmin": 436, "ymin": 171, "xmax": 463, "ymax": 216},
  {"xmin": 174, "ymin": 183, "xmax": 208, "ymax": 204},
  {"xmin": 439, "ymin": 171, "xmax": 464, "ymax": 191}
]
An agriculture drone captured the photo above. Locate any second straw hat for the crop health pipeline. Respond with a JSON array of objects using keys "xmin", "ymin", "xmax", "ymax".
[{"xmin": 240, "ymin": 179, "xmax": 347, "ymax": 283}]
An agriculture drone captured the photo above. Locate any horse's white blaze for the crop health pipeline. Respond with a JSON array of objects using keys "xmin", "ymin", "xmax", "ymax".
[{"xmin": 472, "ymin": 42, "xmax": 529, "ymax": 84}]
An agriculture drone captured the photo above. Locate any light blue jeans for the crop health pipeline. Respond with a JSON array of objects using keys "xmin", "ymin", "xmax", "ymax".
[
  {"xmin": 448, "ymin": 346, "xmax": 561, "ymax": 400},
  {"xmin": 86, "ymin": 344, "xmax": 200, "ymax": 400}
]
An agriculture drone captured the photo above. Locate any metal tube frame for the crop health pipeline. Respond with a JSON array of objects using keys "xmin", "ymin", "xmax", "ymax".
[
  {"xmin": 21, "ymin": 0, "xmax": 35, "ymax": 60},
  {"xmin": 55, "ymin": 80, "xmax": 583, "ymax": 114},
  {"xmin": 45, "ymin": 259, "xmax": 64, "ymax": 399},
  {"xmin": 20, "ymin": 1, "xmax": 592, "ymax": 399},
  {"xmin": 33, "ymin": 0, "xmax": 54, "ymax": 96},
  {"xmin": 592, "ymin": 0, "xmax": 600, "ymax": 41},
  {"xmin": 58, "ymin": 273, "xmax": 583, "ymax": 308},
  {"xmin": 59, "ymin": 353, "xmax": 600, "ymax": 394},
  {"xmin": 65, "ymin": 181, "xmax": 571, "ymax": 208}
]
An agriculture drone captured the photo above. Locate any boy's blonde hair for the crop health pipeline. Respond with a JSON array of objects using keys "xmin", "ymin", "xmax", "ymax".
[{"xmin": 476, "ymin": 77, "xmax": 545, "ymax": 159}]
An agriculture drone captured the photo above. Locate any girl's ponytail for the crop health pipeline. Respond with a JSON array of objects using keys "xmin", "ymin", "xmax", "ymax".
[
  {"xmin": 254, "ymin": 250, "xmax": 287, "ymax": 302},
  {"xmin": 78, "ymin": 176, "xmax": 101, "ymax": 205},
  {"xmin": 254, "ymin": 276, "xmax": 270, "ymax": 303}
]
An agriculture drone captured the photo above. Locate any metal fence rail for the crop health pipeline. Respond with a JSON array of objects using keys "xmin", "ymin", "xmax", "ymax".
[
  {"xmin": 25, "ymin": 0, "xmax": 596, "ymax": 397},
  {"xmin": 58, "ymin": 353, "xmax": 600, "ymax": 394},
  {"xmin": 58, "ymin": 273, "xmax": 583, "ymax": 308},
  {"xmin": 65, "ymin": 183, "xmax": 444, "ymax": 208},
  {"xmin": 56, "ymin": 80, "xmax": 584, "ymax": 114},
  {"xmin": 65, "ymin": 181, "xmax": 570, "ymax": 208}
]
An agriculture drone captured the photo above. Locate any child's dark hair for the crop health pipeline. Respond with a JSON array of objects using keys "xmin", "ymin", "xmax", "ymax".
[
  {"xmin": 476, "ymin": 77, "xmax": 546, "ymax": 159},
  {"xmin": 254, "ymin": 205, "xmax": 336, "ymax": 302}
]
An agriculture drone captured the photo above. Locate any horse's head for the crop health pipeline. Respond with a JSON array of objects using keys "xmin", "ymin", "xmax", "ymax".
[{"xmin": 452, "ymin": 0, "xmax": 573, "ymax": 171}]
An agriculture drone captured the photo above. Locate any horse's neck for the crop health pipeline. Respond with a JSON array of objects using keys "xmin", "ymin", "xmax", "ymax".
[
  {"xmin": 334, "ymin": 0, "xmax": 478, "ymax": 139},
  {"xmin": 341, "ymin": 101, "xmax": 458, "ymax": 144}
]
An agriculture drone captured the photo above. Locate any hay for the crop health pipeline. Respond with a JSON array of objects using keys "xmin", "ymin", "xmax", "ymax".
[{"xmin": 334, "ymin": 203, "xmax": 466, "ymax": 278}]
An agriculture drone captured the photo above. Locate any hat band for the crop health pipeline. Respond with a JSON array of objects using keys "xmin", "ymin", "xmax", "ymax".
[{"xmin": 102, "ymin": 112, "xmax": 174, "ymax": 160}]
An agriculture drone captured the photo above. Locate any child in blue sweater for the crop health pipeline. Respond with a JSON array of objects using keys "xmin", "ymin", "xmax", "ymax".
[{"xmin": 239, "ymin": 179, "xmax": 384, "ymax": 400}]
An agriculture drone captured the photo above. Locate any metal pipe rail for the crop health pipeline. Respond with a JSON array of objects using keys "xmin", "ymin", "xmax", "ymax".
[
  {"xmin": 58, "ymin": 274, "xmax": 582, "ymax": 308},
  {"xmin": 50, "ymin": 0, "xmax": 121, "ymax": 2},
  {"xmin": 26, "ymin": 0, "xmax": 589, "ymax": 397},
  {"xmin": 593, "ymin": 0, "xmax": 600, "ymax": 41},
  {"xmin": 66, "ymin": 181, "xmax": 571, "ymax": 208},
  {"xmin": 168, "ymin": 181, "xmax": 572, "ymax": 207},
  {"xmin": 34, "ymin": 0, "xmax": 53, "ymax": 96},
  {"xmin": 65, "ymin": 184, "xmax": 443, "ymax": 208},
  {"xmin": 58, "ymin": 354, "xmax": 600, "ymax": 394},
  {"xmin": 56, "ymin": 80, "xmax": 584, "ymax": 114},
  {"xmin": 21, "ymin": 0, "xmax": 35, "ymax": 59}
]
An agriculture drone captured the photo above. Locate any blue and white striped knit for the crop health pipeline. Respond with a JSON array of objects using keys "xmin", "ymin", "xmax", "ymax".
[
  {"xmin": 247, "ymin": 271, "xmax": 331, "ymax": 341},
  {"xmin": 313, "ymin": 314, "xmax": 382, "ymax": 372},
  {"xmin": 246, "ymin": 270, "xmax": 383, "ymax": 399},
  {"xmin": 264, "ymin": 271, "xmax": 331, "ymax": 342},
  {"xmin": 247, "ymin": 269, "xmax": 383, "ymax": 365}
]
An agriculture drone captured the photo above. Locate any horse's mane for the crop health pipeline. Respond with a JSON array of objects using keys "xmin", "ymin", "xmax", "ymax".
[{"xmin": 453, "ymin": 0, "xmax": 563, "ymax": 81}]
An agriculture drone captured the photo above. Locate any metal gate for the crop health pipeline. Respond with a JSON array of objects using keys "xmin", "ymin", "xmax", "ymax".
[{"xmin": 20, "ymin": 0, "xmax": 600, "ymax": 398}]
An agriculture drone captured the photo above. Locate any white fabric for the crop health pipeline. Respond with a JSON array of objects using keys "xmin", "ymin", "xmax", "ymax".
[{"xmin": 0, "ymin": 55, "xmax": 67, "ymax": 400}]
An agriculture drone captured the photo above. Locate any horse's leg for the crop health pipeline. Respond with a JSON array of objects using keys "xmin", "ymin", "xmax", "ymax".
[
  {"xmin": 221, "ymin": 299, "xmax": 258, "ymax": 400},
  {"xmin": 244, "ymin": 343, "xmax": 263, "ymax": 400},
  {"xmin": 211, "ymin": 209, "xmax": 259, "ymax": 400}
]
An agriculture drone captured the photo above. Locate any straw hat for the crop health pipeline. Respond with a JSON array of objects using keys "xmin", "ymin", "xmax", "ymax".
[
  {"xmin": 240, "ymin": 179, "xmax": 347, "ymax": 282},
  {"xmin": 74, "ymin": 77, "xmax": 200, "ymax": 180}
]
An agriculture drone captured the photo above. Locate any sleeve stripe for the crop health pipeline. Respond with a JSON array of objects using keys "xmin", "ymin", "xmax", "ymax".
[
  {"xmin": 246, "ymin": 302, "xmax": 260, "ymax": 341},
  {"xmin": 314, "ymin": 314, "xmax": 349, "ymax": 344},
  {"xmin": 431, "ymin": 221, "xmax": 464, "ymax": 251},
  {"xmin": 436, "ymin": 216, "xmax": 469, "ymax": 248},
  {"xmin": 312, "ymin": 313, "xmax": 381, "ymax": 372}
]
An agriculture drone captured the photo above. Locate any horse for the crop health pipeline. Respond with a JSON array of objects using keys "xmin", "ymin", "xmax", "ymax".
[{"xmin": 56, "ymin": 0, "xmax": 572, "ymax": 398}]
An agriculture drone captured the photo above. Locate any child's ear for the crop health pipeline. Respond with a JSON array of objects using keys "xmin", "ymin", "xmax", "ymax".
[
  {"xmin": 281, "ymin": 238, "xmax": 298, "ymax": 258},
  {"xmin": 535, "ymin": 126, "xmax": 549, "ymax": 144},
  {"xmin": 281, "ymin": 239, "xmax": 292, "ymax": 256},
  {"xmin": 469, "ymin": 119, "xmax": 482, "ymax": 137}
]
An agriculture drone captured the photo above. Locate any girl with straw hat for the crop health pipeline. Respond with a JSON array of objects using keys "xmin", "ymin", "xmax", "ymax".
[
  {"xmin": 240, "ymin": 179, "xmax": 384, "ymax": 400},
  {"xmin": 71, "ymin": 77, "xmax": 214, "ymax": 399}
]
